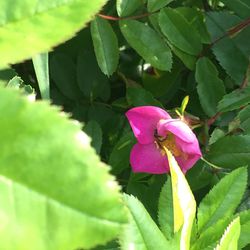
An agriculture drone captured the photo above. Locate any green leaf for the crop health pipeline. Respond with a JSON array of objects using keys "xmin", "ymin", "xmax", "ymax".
[
  {"xmin": 83, "ymin": 120, "xmax": 103, "ymax": 154},
  {"xmin": 0, "ymin": 0, "xmax": 107, "ymax": 68},
  {"xmin": 148, "ymin": 0, "xmax": 173, "ymax": 12},
  {"xmin": 217, "ymin": 86, "xmax": 250, "ymax": 112},
  {"xmin": 109, "ymin": 132, "xmax": 136, "ymax": 175},
  {"xmin": 159, "ymin": 8, "xmax": 202, "ymax": 55},
  {"xmin": 50, "ymin": 53, "xmax": 82, "ymax": 100},
  {"xmin": 166, "ymin": 149, "xmax": 196, "ymax": 250},
  {"xmin": 116, "ymin": 0, "xmax": 142, "ymax": 17},
  {"xmin": 32, "ymin": 53, "xmax": 50, "ymax": 99},
  {"xmin": 215, "ymin": 217, "xmax": 241, "ymax": 250},
  {"xmin": 219, "ymin": 0, "xmax": 250, "ymax": 19},
  {"xmin": 126, "ymin": 87, "xmax": 164, "ymax": 107},
  {"xmin": 207, "ymin": 135, "xmax": 250, "ymax": 169},
  {"xmin": 238, "ymin": 209, "xmax": 250, "ymax": 248},
  {"xmin": 0, "ymin": 68, "xmax": 17, "ymax": 87},
  {"xmin": 209, "ymin": 128, "xmax": 226, "ymax": 145},
  {"xmin": 91, "ymin": 17, "xmax": 119, "ymax": 76},
  {"xmin": 206, "ymin": 12, "xmax": 249, "ymax": 84},
  {"xmin": 197, "ymin": 167, "xmax": 247, "ymax": 234},
  {"xmin": 0, "ymin": 87, "xmax": 127, "ymax": 249},
  {"xmin": 120, "ymin": 20, "xmax": 172, "ymax": 71},
  {"xmin": 158, "ymin": 178, "xmax": 174, "ymax": 240},
  {"xmin": 121, "ymin": 194, "xmax": 171, "ymax": 250},
  {"xmin": 195, "ymin": 57, "xmax": 226, "ymax": 117},
  {"xmin": 238, "ymin": 105, "xmax": 250, "ymax": 134}
]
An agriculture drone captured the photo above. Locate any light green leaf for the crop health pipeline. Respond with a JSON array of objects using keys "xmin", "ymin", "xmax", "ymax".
[
  {"xmin": 126, "ymin": 87, "xmax": 163, "ymax": 107},
  {"xmin": 166, "ymin": 149, "xmax": 196, "ymax": 250},
  {"xmin": 91, "ymin": 17, "xmax": 119, "ymax": 76},
  {"xmin": 120, "ymin": 20, "xmax": 172, "ymax": 71},
  {"xmin": 207, "ymin": 136, "xmax": 250, "ymax": 169},
  {"xmin": 195, "ymin": 57, "xmax": 226, "ymax": 117},
  {"xmin": 121, "ymin": 194, "xmax": 172, "ymax": 250},
  {"xmin": 159, "ymin": 8, "xmax": 202, "ymax": 55},
  {"xmin": 84, "ymin": 120, "xmax": 103, "ymax": 154},
  {"xmin": 158, "ymin": 178, "xmax": 174, "ymax": 240},
  {"xmin": 0, "ymin": 87, "xmax": 127, "ymax": 249},
  {"xmin": 109, "ymin": 132, "xmax": 136, "ymax": 175},
  {"xmin": 217, "ymin": 86, "xmax": 250, "ymax": 112},
  {"xmin": 206, "ymin": 12, "xmax": 249, "ymax": 84},
  {"xmin": 220, "ymin": 0, "xmax": 250, "ymax": 19},
  {"xmin": 116, "ymin": 0, "xmax": 142, "ymax": 17},
  {"xmin": 197, "ymin": 167, "xmax": 247, "ymax": 234},
  {"xmin": 238, "ymin": 209, "xmax": 250, "ymax": 248},
  {"xmin": 0, "ymin": 0, "xmax": 107, "ymax": 68},
  {"xmin": 32, "ymin": 53, "xmax": 50, "ymax": 99},
  {"xmin": 215, "ymin": 217, "xmax": 241, "ymax": 250},
  {"xmin": 147, "ymin": 0, "xmax": 173, "ymax": 12}
]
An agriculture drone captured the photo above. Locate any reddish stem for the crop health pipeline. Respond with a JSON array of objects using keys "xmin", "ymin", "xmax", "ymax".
[
  {"xmin": 207, "ymin": 112, "xmax": 222, "ymax": 126},
  {"xmin": 98, "ymin": 11, "xmax": 157, "ymax": 21}
]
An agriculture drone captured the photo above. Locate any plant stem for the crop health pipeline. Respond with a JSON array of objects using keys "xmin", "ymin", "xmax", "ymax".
[{"xmin": 201, "ymin": 156, "xmax": 224, "ymax": 170}]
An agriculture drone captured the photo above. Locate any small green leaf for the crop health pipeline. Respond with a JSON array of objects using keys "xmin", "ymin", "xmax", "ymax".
[
  {"xmin": 238, "ymin": 209, "xmax": 250, "ymax": 248},
  {"xmin": 0, "ymin": 0, "xmax": 108, "ymax": 68},
  {"xmin": 215, "ymin": 217, "xmax": 241, "ymax": 250},
  {"xmin": 116, "ymin": 0, "xmax": 142, "ymax": 17},
  {"xmin": 217, "ymin": 86, "xmax": 250, "ymax": 112},
  {"xmin": 32, "ymin": 53, "xmax": 50, "ymax": 99},
  {"xmin": 126, "ymin": 87, "xmax": 164, "ymax": 107},
  {"xmin": 84, "ymin": 120, "xmax": 103, "ymax": 154},
  {"xmin": 197, "ymin": 167, "xmax": 247, "ymax": 234},
  {"xmin": 121, "ymin": 194, "xmax": 171, "ymax": 250},
  {"xmin": 91, "ymin": 17, "xmax": 119, "ymax": 76},
  {"xmin": 0, "ymin": 87, "xmax": 127, "ymax": 249},
  {"xmin": 120, "ymin": 20, "xmax": 172, "ymax": 71},
  {"xmin": 0, "ymin": 68, "xmax": 17, "ymax": 87},
  {"xmin": 180, "ymin": 95, "xmax": 189, "ymax": 115},
  {"xmin": 195, "ymin": 57, "xmax": 226, "ymax": 117},
  {"xmin": 166, "ymin": 149, "xmax": 196, "ymax": 250},
  {"xmin": 238, "ymin": 105, "xmax": 250, "ymax": 134},
  {"xmin": 159, "ymin": 8, "xmax": 202, "ymax": 55},
  {"xmin": 207, "ymin": 135, "xmax": 250, "ymax": 169},
  {"xmin": 148, "ymin": 0, "xmax": 173, "ymax": 12},
  {"xmin": 158, "ymin": 178, "xmax": 174, "ymax": 240}
]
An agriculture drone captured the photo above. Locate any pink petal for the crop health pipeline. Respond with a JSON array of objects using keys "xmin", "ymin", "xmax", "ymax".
[
  {"xmin": 176, "ymin": 153, "xmax": 201, "ymax": 174},
  {"xmin": 126, "ymin": 106, "xmax": 171, "ymax": 144},
  {"xmin": 130, "ymin": 143, "xmax": 169, "ymax": 174},
  {"xmin": 157, "ymin": 119, "xmax": 197, "ymax": 143}
]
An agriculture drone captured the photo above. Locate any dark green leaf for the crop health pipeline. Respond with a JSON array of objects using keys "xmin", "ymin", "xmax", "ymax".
[
  {"xmin": 116, "ymin": 0, "xmax": 142, "ymax": 17},
  {"xmin": 195, "ymin": 57, "xmax": 226, "ymax": 116},
  {"xmin": 238, "ymin": 105, "xmax": 250, "ymax": 134},
  {"xmin": 217, "ymin": 86, "xmax": 250, "ymax": 112},
  {"xmin": 120, "ymin": 20, "xmax": 172, "ymax": 71},
  {"xmin": 159, "ymin": 8, "xmax": 202, "ymax": 55},
  {"xmin": 207, "ymin": 135, "xmax": 250, "ymax": 169},
  {"xmin": 91, "ymin": 17, "xmax": 119, "ymax": 76},
  {"xmin": 197, "ymin": 167, "xmax": 247, "ymax": 233},
  {"xmin": 220, "ymin": 0, "xmax": 250, "ymax": 19},
  {"xmin": 148, "ymin": 0, "xmax": 173, "ymax": 12}
]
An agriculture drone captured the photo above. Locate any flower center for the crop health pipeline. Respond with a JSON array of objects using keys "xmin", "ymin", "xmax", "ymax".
[{"xmin": 154, "ymin": 131, "xmax": 184, "ymax": 158}]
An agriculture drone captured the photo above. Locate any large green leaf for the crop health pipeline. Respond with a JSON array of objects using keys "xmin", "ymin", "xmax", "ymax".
[
  {"xmin": 215, "ymin": 217, "xmax": 241, "ymax": 250},
  {"xmin": 219, "ymin": 0, "xmax": 250, "ymax": 19},
  {"xmin": 207, "ymin": 136, "xmax": 250, "ymax": 169},
  {"xmin": 32, "ymin": 53, "xmax": 50, "ymax": 100},
  {"xmin": 217, "ymin": 86, "xmax": 250, "ymax": 112},
  {"xmin": 120, "ymin": 20, "xmax": 172, "ymax": 71},
  {"xmin": 167, "ymin": 149, "xmax": 196, "ymax": 250},
  {"xmin": 195, "ymin": 57, "xmax": 226, "ymax": 117},
  {"xmin": 238, "ymin": 209, "xmax": 250, "ymax": 248},
  {"xmin": 116, "ymin": 0, "xmax": 142, "ymax": 17},
  {"xmin": 0, "ymin": 0, "xmax": 107, "ymax": 68},
  {"xmin": 159, "ymin": 8, "xmax": 202, "ymax": 56},
  {"xmin": 206, "ymin": 12, "xmax": 249, "ymax": 84},
  {"xmin": 121, "ymin": 194, "xmax": 171, "ymax": 250},
  {"xmin": 158, "ymin": 178, "xmax": 174, "ymax": 240},
  {"xmin": 91, "ymin": 17, "xmax": 119, "ymax": 76},
  {"xmin": 0, "ymin": 87, "xmax": 127, "ymax": 249},
  {"xmin": 197, "ymin": 167, "xmax": 247, "ymax": 234},
  {"xmin": 147, "ymin": 0, "xmax": 173, "ymax": 12}
]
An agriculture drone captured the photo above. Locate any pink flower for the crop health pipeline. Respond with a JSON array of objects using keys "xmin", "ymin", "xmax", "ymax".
[{"xmin": 126, "ymin": 106, "xmax": 202, "ymax": 174}]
